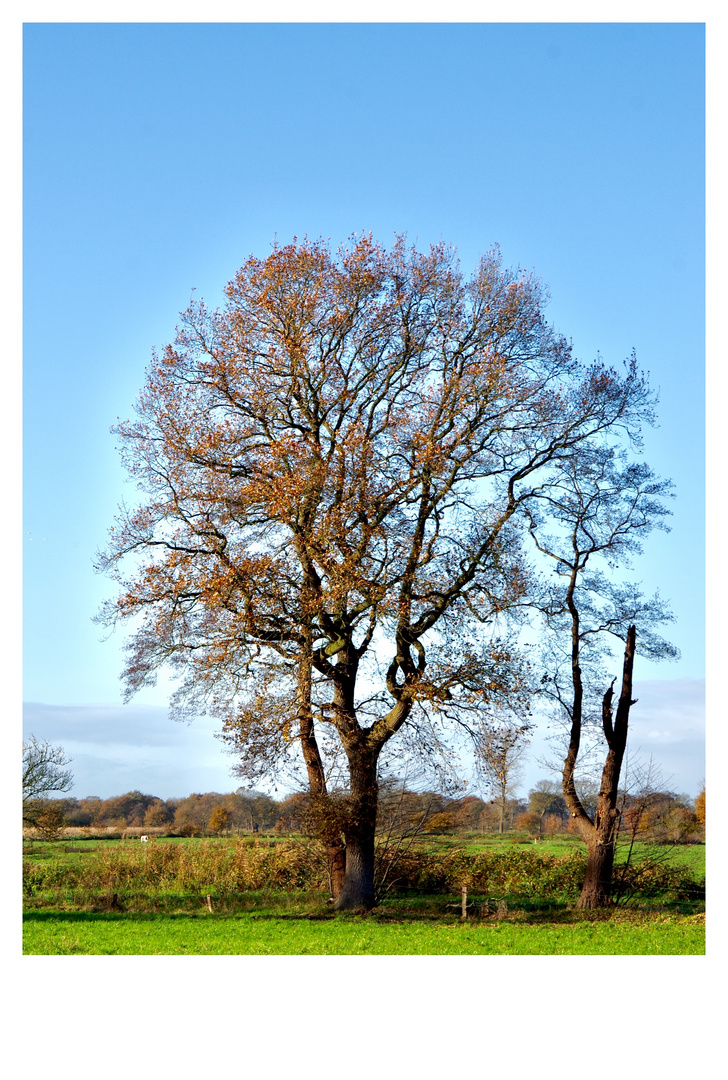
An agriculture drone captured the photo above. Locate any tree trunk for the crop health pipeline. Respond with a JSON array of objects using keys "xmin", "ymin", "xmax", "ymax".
[
  {"xmin": 297, "ymin": 621, "xmax": 347, "ymax": 902},
  {"xmin": 578, "ymin": 839, "xmax": 616, "ymax": 909},
  {"xmin": 334, "ymin": 750, "xmax": 378, "ymax": 912},
  {"xmin": 335, "ymin": 834, "xmax": 376, "ymax": 911},
  {"xmin": 566, "ymin": 626, "xmax": 637, "ymax": 909}
]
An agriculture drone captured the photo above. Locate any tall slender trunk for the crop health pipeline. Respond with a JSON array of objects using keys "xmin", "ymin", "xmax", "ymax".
[{"xmin": 566, "ymin": 626, "xmax": 637, "ymax": 909}]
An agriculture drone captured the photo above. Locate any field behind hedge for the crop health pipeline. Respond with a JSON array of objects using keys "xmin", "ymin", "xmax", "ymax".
[{"xmin": 23, "ymin": 832, "xmax": 705, "ymax": 927}]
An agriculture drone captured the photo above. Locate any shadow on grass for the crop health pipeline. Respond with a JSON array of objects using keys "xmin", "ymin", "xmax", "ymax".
[
  {"xmin": 24, "ymin": 897, "xmax": 704, "ymax": 928},
  {"xmin": 24, "ymin": 911, "xmax": 208, "ymax": 923}
]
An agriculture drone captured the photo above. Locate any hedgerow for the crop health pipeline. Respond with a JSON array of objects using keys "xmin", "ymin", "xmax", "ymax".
[{"xmin": 23, "ymin": 837, "xmax": 703, "ymax": 906}]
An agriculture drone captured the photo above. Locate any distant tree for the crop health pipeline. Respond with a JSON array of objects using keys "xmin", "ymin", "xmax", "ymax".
[
  {"xmin": 49, "ymin": 797, "xmax": 79, "ymax": 828},
  {"xmin": 94, "ymin": 791, "xmax": 157, "ymax": 828},
  {"xmin": 423, "ymin": 810, "xmax": 458, "ymax": 834},
  {"xmin": 55, "ymin": 798, "xmax": 89, "ymax": 826},
  {"xmin": 173, "ymin": 796, "xmax": 203, "ymax": 835},
  {"xmin": 694, "ymin": 785, "xmax": 705, "ymax": 829},
  {"xmin": 273, "ymin": 792, "xmax": 311, "ymax": 834},
  {"xmin": 173, "ymin": 793, "xmax": 227, "ymax": 835},
  {"xmin": 479, "ymin": 796, "xmax": 525, "ymax": 832},
  {"xmin": 23, "ymin": 735, "xmax": 74, "ymax": 829},
  {"xmin": 527, "ymin": 780, "xmax": 568, "ymax": 835},
  {"xmin": 541, "ymin": 813, "xmax": 565, "ymax": 836},
  {"xmin": 244, "ymin": 793, "xmax": 279, "ymax": 831},
  {"xmin": 514, "ymin": 811, "xmax": 542, "ymax": 839},
  {"xmin": 632, "ymin": 790, "xmax": 698, "ymax": 844},
  {"xmin": 144, "ymin": 800, "xmax": 173, "ymax": 828},
  {"xmin": 31, "ymin": 802, "xmax": 67, "ymax": 841},
  {"xmin": 477, "ymin": 802, "xmax": 501, "ymax": 832},
  {"xmin": 375, "ymin": 780, "xmax": 446, "ymax": 836},
  {"xmin": 451, "ymin": 795, "xmax": 487, "ymax": 831},
  {"xmin": 476, "ymin": 725, "xmax": 528, "ymax": 833},
  {"xmin": 665, "ymin": 804, "xmax": 697, "ymax": 844},
  {"xmin": 209, "ymin": 805, "xmax": 231, "ymax": 835},
  {"xmin": 528, "ymin": 780, "xmax": 568, "ymax": 818},
  {"xmin": 227, "ymin": 792, "xmax": 256, "ymax": 833},
  {"xmin": 527, "ymin": 440, "xmax": 678, "ymax": 907}
]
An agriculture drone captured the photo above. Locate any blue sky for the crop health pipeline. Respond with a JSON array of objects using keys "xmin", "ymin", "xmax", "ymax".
[{"xmin": 21, "ymin": 20, "xmax": 706, "ymax": 800}]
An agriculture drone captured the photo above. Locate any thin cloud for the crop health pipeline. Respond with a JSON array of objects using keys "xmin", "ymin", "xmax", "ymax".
[
  {"xmin": 23, "ymin": 678, "xmax": 705, "ymax": 802},
  {"xmin": 519, "ymin": 678, "xmax": 705, "ymax": 798},
  {"xmin": 23, "ymin": 701, "xmax": 239, "ymax": 799}
]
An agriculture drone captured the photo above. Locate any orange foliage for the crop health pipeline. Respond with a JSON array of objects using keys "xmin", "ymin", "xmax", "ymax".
[
  {"xmin": 694, "ymin": 786, "xmax": 705, "ymax": 827},
  {"xmin": 96, "ymin": 234, "xmax": 649, "ymax": 799}
]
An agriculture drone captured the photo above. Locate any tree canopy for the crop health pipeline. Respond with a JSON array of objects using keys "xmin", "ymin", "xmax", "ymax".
[{"xmin": 97, "ymin": 234, "xmax": 666, "ymax": 909}]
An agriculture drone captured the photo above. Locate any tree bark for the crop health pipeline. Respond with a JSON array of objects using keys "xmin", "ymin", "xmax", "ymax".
[
  {"xmin": 334, "ymin": 749, "xmax": 379, "ymax": 912},
  {"xmin": 571, "ymin": 626, "xmax": 637, "ymax": 909},
  {"xmin": 578, "ymin": 839, "xmax": 616, "ymax": 909},
  {"xmin": 297, "ymin": 625, "xmax": 347, "ymax": 902}
]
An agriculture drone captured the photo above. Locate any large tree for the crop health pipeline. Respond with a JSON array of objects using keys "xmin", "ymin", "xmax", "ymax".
[
  {"xmin": 525, "ymin": 443, "xmax": 677, "ymax": 906},
  {"xmin": 97, "ymin": 234, "xmax": 658, "ymax": 910}
]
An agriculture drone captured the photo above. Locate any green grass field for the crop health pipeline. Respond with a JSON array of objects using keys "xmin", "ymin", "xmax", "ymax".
[
  {"xmin": 22, "ymin": 832, "xmax": 705, "ymax": 955},
  {"xmin": 23, "ymin": 908, "xmax": 704, "ymax": 955}
]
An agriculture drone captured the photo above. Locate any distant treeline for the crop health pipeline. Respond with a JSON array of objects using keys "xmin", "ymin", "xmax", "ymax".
[{"xmin": 35, "ymin": 782, "xmax": 704, "ymax": 844}]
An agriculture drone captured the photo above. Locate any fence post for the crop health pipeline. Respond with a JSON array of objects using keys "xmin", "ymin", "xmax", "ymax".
[{"xmin": 461, "ymin": 885, "xmax": 468, "ymax": 920}]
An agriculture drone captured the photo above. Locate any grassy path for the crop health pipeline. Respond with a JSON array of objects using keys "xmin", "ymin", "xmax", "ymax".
[{"xmin": 23, "ymin": 910, "xmax": 705, "ymax": 955}]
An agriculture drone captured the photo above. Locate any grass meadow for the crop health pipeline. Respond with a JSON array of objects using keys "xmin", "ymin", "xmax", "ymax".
[
  {"xmin": 22, "ymin": 832, "xmax": 706, "ymax": 956},
  {"xmin": 24, "ymin": 908, "xmax": 704, "ymax": 955}
]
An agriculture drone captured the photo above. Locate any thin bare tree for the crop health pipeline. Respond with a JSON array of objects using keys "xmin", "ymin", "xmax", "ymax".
[{"xmin": 475, "ymin": 725, "xmax": 527, "ymax": 833}]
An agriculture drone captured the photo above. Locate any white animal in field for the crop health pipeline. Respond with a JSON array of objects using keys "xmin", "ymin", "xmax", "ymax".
[{"xmin": 140, "ymin": 835, "xmax": 148, "ymax": 843}]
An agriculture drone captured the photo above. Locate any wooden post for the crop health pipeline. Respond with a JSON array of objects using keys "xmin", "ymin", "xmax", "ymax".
[
  {"xmin": 461, "ymin": 885, "xmax": 468, "ymax": 920},
  {"xmin": 206, "ymin": 894, "xmax": 213, "ymax": 913}
]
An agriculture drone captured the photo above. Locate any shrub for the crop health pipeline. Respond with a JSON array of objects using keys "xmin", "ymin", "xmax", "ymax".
[
  {"xmin": 514, "ymin": 812, "xmax": 542, "ymax": 838},
  {"xmin": 613, "ymin": 856, "xmax": 705, "ymax": 902},
  {"xmin": 209, "ymin": 807, "xmax": 231, "ymax": 836},
  {"xmin": 370, "ymin": 844, "xmax": 587, "ymax": 899},
  {"xmin": 28, "ymin": 802, "xmax": 66, "ymax": 841},
  {"xmin": 22, "ymin": 836, "xmax": 704, "ymax": 908}
]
